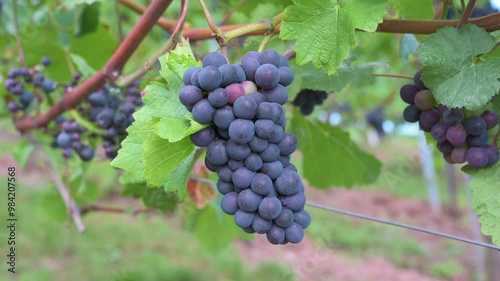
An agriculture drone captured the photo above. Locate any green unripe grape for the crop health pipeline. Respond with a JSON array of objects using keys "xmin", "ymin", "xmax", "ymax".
[
  {"xmin": 487, "ymin": 124, "xmax": 499, "ymax": 137},
  {"xmin": 414, "ymin": 90, "xmax": 435, "ymax": 110},
  {"xmin": 466, "ymin": 103, "xmax": 493, "ymax": 116}
]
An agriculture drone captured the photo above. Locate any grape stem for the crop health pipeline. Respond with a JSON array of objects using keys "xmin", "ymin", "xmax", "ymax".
[
  {"xmin": 14, "ymin": 0, "xmax": 174, "ymax": 132},
  {"xmin": 198, "ymin": 0, "xmax": 226, "ymax": 46},
  {"xmin": 258, "ymin": 33, "xmax": 275, "ymax": 53},
  {"xmin": 372, "ymin": 73, "xmax": 413, "ymax": 80},
  {"xmin": 116, "ymin": 0, "xmax": 190, "ymax": 87},
  {"xmin": 460, "ymin": 0, "xmax": 466, "ymax": 11},
  {"xmin": 114, "ymin": 0, "xmax": 125, "ymax": 42},
  {"xmin": 457, "ymin": 0, "xmax": 476, "ymax": 29},
  {"xmin": 80, "ymin": 205, "xmax": 157, "ymax": 216},
  {"xmin": 12, "ymin": 0, "xmax": 26, "ymax": 67},
  {"xmin": 449, "ymin": 1, "xmax": 462, "ymax": 19}
]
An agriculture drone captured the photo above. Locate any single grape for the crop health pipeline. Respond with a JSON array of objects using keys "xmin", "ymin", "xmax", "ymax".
[
  {"xmin": 242, "ymin": 51, "xmax": 261, "ymax": 63},
  {"xmin": 481, "ymin": 111, "xmax": 499, "ymax": 129},
  {"xmin": 217, "ymin": 166, "xmax": 233, "ymax": 182},
  {"xmin": 234, "ymin": 210, "xmax": 256, "ymax": 228},
  {"xmin": 238, "ymin": 189, "xmax": 263, "ymax": 212},
  {"xmin": 202, "ymin": 52, "xmax": 227, "ymax": 68},
  {"xmin": 451, "ymin": 147, "xmax": 467, "ymax": 164},
  {"xmin": 192, "ymin": 99, "xmax": 216, "ymax": 124},
  {"xmin": 437, "ymin": 141, "xmax": 454, "ymax": 154},
  {"xmin": 228, "ymin": 159, "xmax": 245, "ymax": 171},
  {"xmin": 277, "ymin": 133, "xmax": 298, "ymax": 156},
  {"xmin": 41, "ymin": 56, "xmax": 51, "ymax": 66},
  {"xmin": 278, "ymin": 155, "xmax": 291, "ymax": 167},
  {"xmin": 225, "ymin": 83, "xmax": 246, "ymax": 104},
  {"xmin": 206, "ymin": 139, "xmax": 229, "ymax": 165},
  {"xmin": 413, "ymin": 70, "xmax": 427, "ymax": 90},
  {"xmin": 56, "ymin": 132, "xmax": 72, "ymax": 148},
  {"xmin": 250, "ymin": 173, "xmax": 273, "ymax": 195},
  {"xmin": 261, "ymin": 84, "xmax": 288, "ymax": 105},
  {"xmin": 275, "ymin": 170, "xmax": 301, "ymax": 195},
  {"xmin": 227, "ymin": 139, "xmax": 251, "ymax": 160},
  {"xmin": 207, "ymin": 88, "xmax": 229, "ymax": 108},
  {"xmin": 255, "ymin": 119, "xmax": 276, "ymax": 139},
  {"xmin": 266, "ymin": 224, "xmax": 285, "ymax": 245},
  {"xmin": 442, "ymin": 108, "xmax": 464, "ymax": 125},
  {"xmin": 198, "ymin": 66, "xmax": 222, "ymax": 91},
  {"xmin": 245, "ymin": 153, "xmax": 263, "ymax": 171},
  {"xmin": 233, "ymin": 64, "xmax": 246, "ymax": 82},
  {"xmin": 399, "ymin": 84, "xmax": 419, "ymax": 104},
  {"xmin": 446, "ymin": 125, "xmax": 467, "ymax": 146},
  {"xmin": 183, "ymin": 66, "xmax": 200, "ymax": 85},
  {"xmin": 62, "ymin": 148, "xmax": 72, "ymax": 159},
  {"xmin": 258, "ymin": 197, "xmax": 282, "ymax": 220},
  {"xmin": 20, "ymin": 91, "xmax": 34, "ymax": 106},
  {"xmin": 78, "ymin": 146, "xmax": 95, "ymax": 161},
  {"xmin": 214, "ymin": 106, "xmax": 235, "ymax": 129},
  {"xmin": 41, "ymin": 78, "xmax": 56, "ymax": 93},
  {"xmin": 219, "ymin": 64, "xmax": 238, "ymax": 87},
  {"xmin": 414, "ymin": 90, "xmax": 435, "ymax": 110},
  {"xmin": 259, "ymin": 144, "xmax": 280, "ymax": 162},
  {"xmin": 242, "ymin": 59, "xmax": 260, "ymax": 81},
  {"xmin": 179, "ymin": 85, "xmax": 204, "ymax": 107},
  {"xmin": 255, "ymin": 64, "xmax": 280, "ymax": 90},
  {"xmin": 274, "ymin": 208, "xmax": 294, "ymax": 228},
  {"xmin": 232, "ymin": 167, "xmax": 256, "ymax": 189},
  {"xmin": 268, "ymin": 125, "xmax": 285, "ymax": 144},
  {"xmin": 233, "ymin": 95, "xmax": 258, "ymax": 119},
  {"xmin": 190, "ymin": 69, "xmax": 202, "ymax": 88},
  {"xmin": 285, "ymin": 223, "xmax": 305, "ymax": 244},
  {"xmin": 464, "ymin": 116, "xmax": 487, "ymax": 136},
  {"xmin": 278, "ymin": 67, "xmax": 294, "ymax": 87},
  {"xmin": 252, "ymin": 214, "xmax": 273, "ymax": 234},
  {"xmin": 419, "ymin": 109, "xmax": 440, "ymax": 131},
  {"xmin": 468, "ymin": 131, "xmax": 489, "ymax": 147},
  {"xmin": 221, "ymin": 192, "xmax": 239, "ymax": 215},
  {"xmin": 280, "ymin": 192, "xmax": 306, "ymax": 212},
  {"xmin": 228, "ymin": 119, "xmax": 255, "ymax": 144},
  {"xmin": 431, "ymin": 122, "xmax": 451, "ymax": 143},
  {"xmin": 190, "ymin": 126, "xmax": 216, "ymax": 147},
  {"xmin": 294, "ymin": 210, "xmax": 311, "ymax": 228},
  {"xmin": 466, "ymin": 147, "xmax": 489, "ymax": 168},
  {"xmin": 279, "ymin": 56, "xmax": 289, "ymax": 67},
  {"xmin": 483, "ymin": 145, "xmax": 499, "ymax": 166},
  {"xmin": 258, "ymin": 49, "xmax": 280, "ymax": 67},
  {"xmin": 106, "ymin": 95, "xmax": 121, "ymax": 109},
  {"xmin": 260, "ymin": 161, "xmax": 283, "ymax": 180},
  {"xmin": 403, "ymin": 105, "xmax": 421, "ymax": 123},
  {"xmin": 96, "ymin": 108, "xmax": 116, "ymax": 129},
  {"xmin": 205, "ymin": 157, "xmax": 221, "ymax": 172},
  {"xmin": 247, "ymin": 91, "xmax": 266, "ymax": 105},
  {"xmin": 249, "ymin": 136, "xmax": 268, "ymax": 152}
]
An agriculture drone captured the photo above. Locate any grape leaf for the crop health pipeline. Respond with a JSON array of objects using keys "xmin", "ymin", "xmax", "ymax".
[
  {"xmin": 415, "ymin": 24, "xmax": 500, "ymax": 111},
  {"xmin": 142, "ymin": 187, "xmax": 179, "ymax": 212},
  {"xmin": 12, "ymin": 140, "xmax": 35, "ymax": 169},
  {"xmin": 463, "ymin": 164, "xmax": 500, "ymax": 245},
  {"xmin": 291, "ymin": 113, "xmax": 381, "ymax": 187},
  {"xmin": 391, "ymin": 0, "xmax": 434, "ymax": 19},
  {"xmin": 70, "ymin": 53, "xmax": 97, "ymax": 77},
  {"xmin": 288, "ymin": 61, "xmax": 387, "ymax": 98},
  {"xmin": 280, "ymin": 0, "xmax": 388, "ymax": 75}
]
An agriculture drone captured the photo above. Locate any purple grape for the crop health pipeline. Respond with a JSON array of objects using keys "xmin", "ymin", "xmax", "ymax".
[
  {"xmin": 255, "ymin": 64, "xmax": 280, "ymax": 90},
  {"xmin": 466, "ymin": 147, "xmax": 489, "ymax": 168},
  {"xmin": 403, "ymin": 105, "xmax": 421, "ymax": 123},
  {"xmin": 464, "ymin": 116, "xmax": 487, "ymax": 136},
  {"xmin": 481, "ymin": 111, "xmax": 498, "ymax": 129},
  {"xmin": 431, "ymin": 122, "xmax": 451, "ymax": 142},
  {"xmin": 483, "ymin": 145, "xmax": 499, "ymax": 166},
  {"xmin": 446, "ymin": 125, "xmax": 467, "ymax": 146},
  {"xmin": 202, "ymin": 52, "xmax": 227, "ymax": 68},
  {"xmin": 413, "ymin": 70, "xmax": 427, "ymax": 90},
  {"xmin": 190, "ymin": 126, "xmax": 216, "ymax": 147},
  {"xmin": 399, "ymin": 84, "xmax": 419, "ymax": 104}
]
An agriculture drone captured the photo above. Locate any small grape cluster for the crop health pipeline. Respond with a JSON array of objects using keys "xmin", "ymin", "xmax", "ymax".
[
  {"xmin": 52, "ymin": 81, "xmax": 142, "ymax": 161},
  {"xmin": 5, "ymin": 57, "xmax": 57, "ymax": 113},
  {"xmin": 401, "ymin": 70, "xmax": 499, "ymax": 168},
  {"xmin": 292, "ymin": 89, "xmax": 328, "ymax": 115},
  {"xmin": 180, "ymin": 50, "xmax": 311, "ymax": 244}
]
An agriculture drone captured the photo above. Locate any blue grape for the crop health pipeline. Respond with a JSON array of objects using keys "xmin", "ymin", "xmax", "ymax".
[
  {"xmin": 190, "ymin": 68, "xmax": 202, "ymax": 88},
  {"xmin": 218, "ymin": 128, "xmax": 230, "ymax": 139},
  {"xmin": 259, "ymin": 144, "xmax": 280, "ymax": 162},
  {"xmin": 278, "ymin": 67, "xmax": 294, "ymax": 87},
  {"xmin": 227, "ymin": 139, "xmax": 251, "ymax": 160},
  {"xmin": 219, "ymin": 64, "xmax": 238, "ymax": 87},
  {"xmin": 208, "ymin": 88, "xmax": 229, "ymax": 108},
  {"xmin": 268, "ymin": 125, "xmax": 284, "ymax": 144},
  {"xmin": 245, "ymin": 153, "xmax": 263, "ymax": 171},
  {"xmin": 484, "ymin": 145, "xmax": 499, "ymax": 166},
  {"xmin": 274, "ymin": 170, "xmax": 301, "ymax": 195},
  {"xmin": 238, "ymin": 189, "xmax": 263, "ymax": 212},
  {"xmin": 278, "ymin": 155, "xmax": 290, "ymax": 167},
  {"xmin": 78, "ymin": 146, "xmax": 95, "ymax": 161},
  {"xmin": 464, "ymin": 116, "xmax": 487, "ymax": 136},
  {"xmin": 403, "ymin": 105, "xmax": 421, "ymax": 123},
  {"xmin": 205, "ymin": 156, "xmax": 221, "ymax": 172},
  {"xmin": 249, "ymin": 136, "xmax": 268, "ymax": 152},
  {"xmin": 255, "ymin": 119, "xmax": 275, "ymax": 139},
  {"xmin": 468, "ymin": 131, "xmax": 489, "ymax": 147},
  {"xmin": 466, "ymin": 147, "xmax": 488, "ymax": 168},
  {"xmin": 274, "ymin": 208, "xmax": 294, "ymax": 228},
  {"xmin": 419, "ymin": 109, "xmax": 439, "ymax": 131},
  {"xmin": 247, "ymin": 91, "xmax": 266, "ymax": 105},
  {"xmin": 446, "ymin": 125, "xmax": 467, "ymax": 146},
  {"xmin": 96, "ymin": 108, "xmax": 116, "ymax": 129},
  {"xmin": 217, "ymin": 180, "xmax": 235, "ymax": 195},
  {"xmin": 242, "ymin": 59, "xmax": 260, "ymax": 81},
  {"xmin": 62, "ymin": 148, "xmax": 72, "ymax": 159},
  {"xmin": 255, "ymin": 64, "xmax": 280, "ymax": 90},
  {"xmin": 20, "ymin": 91, "xmax": 34, "ymax": 106},
  {"xmin": 217, "ymin": 166, "xmax": 233, "ymax": 182},
  {"xmin": 258, "ymin": 49, "xmax": 280, "ymax": 67},
  {"xmin": 413, "ymin": 70, "xmax": 427, "ymax": 90},
  {"xmin": 41, "ymin": 78, "xmax": 56, "ymax": 93},
  {"xmin": 234, "ymin": 210, "xmax": 255, "ymax": 228},
  {"xmin": 232, "ymin": 167, "xmax": 255, "ymax": 189},
  {"xmin": 437, "ymin": 141, "xmax": 454, "ymax": 154},
  {"xmin": 214, "ymin": 106, "xmax": 235, "ymax": 129},
  {"xmin": 56, "ymin": 132, "xmax": 72, "ymax": 148},
  {"xmin": 280, "ymin": 192, "xmax": 306, "ymax": 211},
  {"xmin": 256, "ymin": 102, "xmax": 279, "ymax": 121},
  {"xmin": 294, "ymin": 210, "xmax": 311, "ymax": 228},
  {"xmin": 106, "ymin": 95, "xmax": 121, "ymax": 109},
  {"xmin": 228, "ymin": 159, "xmax": 245, "ymax": 171},
  {"xmin": 206, "ymin": 139, "xmax": 229, "ymax": 165},
  {"xmin": 481, "ymin": 111, "xmax": 498, "ymax": 129},
  {"xmin": 250, "ymin": 173, "xmax": 273, "ymax": 195},
  {"xmin": 190, "ymin": 126, "xmax": 216, "ymax": 147},
  {"xmin": 258, "ymin": 197, "xmax": 282, "ymax": 220},
  {"xmin": 285, "ymin": 223, "xmax": 304, "ymax": 243},
  {"xmin": 202, "ymin": 52, "xmax": 227, "ymax": 68},
  {"xmin": 41, "ymin": 56, "xmax": 51, "ymax": 66},
  {"xmin": 266, "ymin": 224, "xmax": 285, "ymax": 245},
  {"xmin": 241, "ymin": 51, "xmax": 260, "ymax": 63},
  {"xmin": 399, "ymin": 83, "xmax": 419, "ymax": 104},
  {"xmin": 277, "ymin": 133, "xmax": 298, "ymax": 156},
  {"xmin": 279, "ymin": 56, "xmax": 289, "ymax": 67},
  {"xmin": 183, "ymin": 66, "xmax": 201, "ymax": 85},
  {"xmin": 179, "ymin": 85, "xmax": 204, "ymax": 107},
  {"xmin": 261, "ymin": 85, "xmax": 288, "ymax": 105},
  {"xmin": 192, "ymin": 99, "xmax": 216, "ymax": 124},
  {"xmin": 260, "ymin": 160, "xmax": 283, "ymax": 180},
  {"xmin": 252, "ymin": 214, "xmax": 273, "ymax": 234},
  {"xmin": 431, "ymin": 122, "xmax": 451, "ymax": 143},
  {"xmin": 229, "ymin": 119, "xmax": 255, "ymax": 144},
  {"xmin": 442, "ymin": 108, "xmax": 464, "ymax": 125},
  {"xmin": 198, "ymin": 66, "xmax": 222, "ymax": 91},
  {"xmin": 233, "ymin": 64, "xmax": 246, "ymax": 82},
  {"xmin": 221, "ymin": 192, "xmax": 239, "ymax": 215},
  {"xmin": 233, "ymin": 96, "xmax": 257, "ymax": 119}
]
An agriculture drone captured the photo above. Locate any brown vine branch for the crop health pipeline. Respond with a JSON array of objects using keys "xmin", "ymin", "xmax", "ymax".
[
  {"xmin": 80, "ymin": 205, "xmax": 157, "ymax": 216},
  {"xmin": 457, "ymin": 0, "xmax": 476, "ymax": 29},
  {"xmin": 118, "ymin": 0, "xmax": 179, "ymax": 30},
  {"xmin": 14, "ymin": 0, "xmax": 174, "ymax": 132},
  {"xmin": 116, "ymin": 0, "xmax": 189, "ymax": 87}
]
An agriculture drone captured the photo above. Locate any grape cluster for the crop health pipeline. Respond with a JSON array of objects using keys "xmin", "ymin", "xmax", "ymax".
[
  {"xmin": 180, "ymin": 50, "xmax": 311, "ymax": 244},
  {"xmin": 292, "ymin": 89, "xmax": 328, "ymax": 115},
  {"xmin": 5, "ymin": 57, "xmax": 57, "ymax": 113},
  {"xmin": 401, "ymin": 70, "xmax": 499, "ymax": 168}
]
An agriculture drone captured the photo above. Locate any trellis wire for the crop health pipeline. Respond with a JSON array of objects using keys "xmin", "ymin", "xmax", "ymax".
[
  {"xmin": 189, "ymin": 175, "xmax": 500, "ymax": 251},
  {"xmin": 305, "ymin": 201, "xmax": 500, "ymax": 251}
]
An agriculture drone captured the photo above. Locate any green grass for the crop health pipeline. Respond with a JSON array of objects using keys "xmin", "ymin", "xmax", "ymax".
[{"xmin": 0, "ymin": 181, "xmax": 295, "ymax": 281}]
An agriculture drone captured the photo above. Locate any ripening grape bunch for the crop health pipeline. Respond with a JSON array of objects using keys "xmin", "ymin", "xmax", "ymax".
[
  {"xmin": 401, "ymin": 70, "xmax": 499, "ymax": 168},
  {"xmin": 180, "ymin": 50, "xmax": 311, "ymax": 244},
  {"xmin": 292, "ymin": 89, "xmax": 328, "ymax": 115}
]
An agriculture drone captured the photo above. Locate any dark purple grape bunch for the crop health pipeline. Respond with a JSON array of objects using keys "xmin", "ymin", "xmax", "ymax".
[
  {"xmin": 292, "ymin": 89, "xmax": 328, "ymax": 115},
  {"xmin": 180, "ymin": 50, "xmax": 310, "ymax": 244},
  {"xmin": 5, "ymin": 57, "xmax": 57, "ymax": 113},
  {"xmin": 87, "ymin": 80, "xmax": 143, "ymax": 159},
  {"xmin": 401, "ymin": 70, "xmax": 499, "ymax": 168},
  {"xmin": 53, "ymin": 119, "xmax": 95, "ymax": 161}
]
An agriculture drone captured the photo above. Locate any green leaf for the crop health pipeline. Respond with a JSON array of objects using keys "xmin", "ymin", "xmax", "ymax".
[
  {"xmin": 291, "ymin": 113, "xmax": 381, "ymax": 187},
  {"xmin": 400, "ymin": 34, "xmax": 419, "ymax": 63},
  {"xmin": 122, "ymin": 182, "xmax": 147, "ymax": 198},
  {"xmin": 70, "ymin": 53, "xmax": 97, "ymax": 78},
  {"xmin": 288, "ymin": 61, "xmax": 387, "ymax": 98},
  {"xmin": 12, "ymin": 140, "xmax": 35, "ymax": 169},
  {"xmin": 77, "ymin": 2, "xmax": 100, "ymax": 36},
  {"xmin": 391, "ymin": 0, "xmax": 434, "ymax": 19},
  {"xmin": 39, "ymin": 191, "xmax": 67, "ymax": 222},
  {"xmin": 463, "ymin": 164, "xmax": 500, "ymax": 245},
  {"xmin": 415, "ymin": 24, "xmax": 500, "ymax": 110},
  {"xmin": 280, "ymin": 0, "xmax": 388, "ymax": 75},
  {"xmin": 162, "ymin": 148, "xmax": 198, "ymax": 200},
  {"xmin": 153, "ymin": 117, "xmax": 191, "ymax": 142},
  {"xmin": 142, "ymin": 187, "xmax": 179, "ymax": 212}
]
